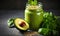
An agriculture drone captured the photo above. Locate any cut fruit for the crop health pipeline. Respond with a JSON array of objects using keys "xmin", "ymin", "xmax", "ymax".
[
  {"xmin": 14, "ymin": 18, "xmax": 29, "ymax": 30},
  {"xmin": 8, "ymin": 18, "xmax": 14, "ymax": 28}
]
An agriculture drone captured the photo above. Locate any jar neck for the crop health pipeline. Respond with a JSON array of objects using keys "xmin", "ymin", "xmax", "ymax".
[
  {"xmin": 25, "ymin": 2, "xmax": 43, "ymax": 12},
  {"xmin": 26, "ymin": 2, "xmax": 43, "ymax": 9}
]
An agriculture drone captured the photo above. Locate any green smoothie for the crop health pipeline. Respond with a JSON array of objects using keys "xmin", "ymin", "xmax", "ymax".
[{"xmin": 25, "ymin": 0, "xmax": 43, "ymax": 31}]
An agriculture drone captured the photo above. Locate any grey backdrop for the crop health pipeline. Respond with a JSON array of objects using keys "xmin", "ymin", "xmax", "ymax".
[
  {"xmin": 0, "ymin": 0, "xmax": 60, "ymax": 36},
  {"xmin": 0, "ymin": 0, "xmax": 60, "ymax": 10}
]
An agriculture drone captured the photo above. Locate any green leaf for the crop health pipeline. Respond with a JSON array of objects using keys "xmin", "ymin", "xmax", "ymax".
[
  {"xmin": 38, "ymin": 28, "xmax": 50, "ymax": 36},
  {"xmin": 28, "ymin": 0, "xmax": 37, "ymax": 5},
  {"xmin": 42, "ymin": 12, "xmax": 57, "ymax": 30}
]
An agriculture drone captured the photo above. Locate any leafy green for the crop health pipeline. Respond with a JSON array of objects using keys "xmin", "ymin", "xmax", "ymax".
[
  {"xmin": 38, "ymin": 12, "xmax": 60, "ymax": 36},
  {"xmin": 38, "ymin": 28, "xmax": 50, "ymax": 36},
  {"xmin": 41, "ymin": 12, "xmax": 57, "ymax": 30},
  {"xmin": 56, "ymin": 17, "xmax": 60, "ymax": 32},
  {"xmin": 38, "ymin": 28, "xmax": 59, "ymax": 36},
  {"xmin": 28, "ymin": 0, "xmax": 37, "ymax": 5}
]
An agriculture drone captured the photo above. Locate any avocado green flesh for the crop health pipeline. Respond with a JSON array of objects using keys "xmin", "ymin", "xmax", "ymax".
[{"xmin": 14, "ymin": 18, "xmax": 29, "ymax": 30}]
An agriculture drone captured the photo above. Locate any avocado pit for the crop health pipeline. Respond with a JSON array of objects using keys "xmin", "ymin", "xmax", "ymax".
[{"xmin": 19, "ymin": 22, "xmax": 26, "ymax": 27}]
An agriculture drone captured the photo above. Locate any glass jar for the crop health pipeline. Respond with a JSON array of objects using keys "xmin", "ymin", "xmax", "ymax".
[{"xmin": 25, "ymin": 2, "xmax": 43, "ymax": 31}]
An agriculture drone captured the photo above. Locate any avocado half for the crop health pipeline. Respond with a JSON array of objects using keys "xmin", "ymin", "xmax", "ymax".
[{"xmin": 14, "ymin": 18, "xmax": 29, "ymax": 30}]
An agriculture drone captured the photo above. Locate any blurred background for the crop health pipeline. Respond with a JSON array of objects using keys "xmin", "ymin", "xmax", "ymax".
[
  {"xmin": 0, "ymin": 0, "xmax": 60, "ymax": 16},
  {"xmin": 0, "ymin": 0, "xmax": 60, "ymax": 36},
  {"xmin": 0, "ymin": 0, "xmax": 60, "ymax": 10}
]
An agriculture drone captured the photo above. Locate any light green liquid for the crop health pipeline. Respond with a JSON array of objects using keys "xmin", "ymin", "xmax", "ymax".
[{"xmin": 25, "ymin": 7, "xmax": 43, "ymax": 31}]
